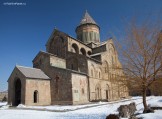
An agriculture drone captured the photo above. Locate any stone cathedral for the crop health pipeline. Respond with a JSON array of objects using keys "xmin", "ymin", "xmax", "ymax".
[{"xmin": 8, "ymin": 11, "xmax": 128, "ymax": 106}]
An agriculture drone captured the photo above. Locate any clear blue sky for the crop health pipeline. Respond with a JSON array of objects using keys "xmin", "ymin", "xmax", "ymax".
[{"xmin": 0, "ymin": 0, "xmax": 162, "ymax": 91}]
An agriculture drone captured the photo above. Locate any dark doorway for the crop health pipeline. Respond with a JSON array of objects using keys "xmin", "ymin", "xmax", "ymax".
[
  {"xmin": 106, "ymin": 90, "xmax": 108, "ymax": 99},
  {"xmin": 14, "ymin": 79, "xmax": 21, "ymax": 106}
]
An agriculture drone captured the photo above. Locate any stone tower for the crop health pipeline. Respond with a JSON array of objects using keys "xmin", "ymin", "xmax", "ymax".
[{"xmin": 75, "ymin": 11, "xmax": 100, "ymax": 44}]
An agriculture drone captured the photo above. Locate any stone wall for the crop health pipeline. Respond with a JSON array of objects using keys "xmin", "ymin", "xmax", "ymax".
[
  {"xmin": 46, "ymin": 30, "xmax": 68, "ymax": 59},
  {"xmin": 71, "ymin": 73, "xmax": 89, "ymax": 104},
  {"xmin": 66, "ymin": 52, "xmax": 88, "ymax": 74},
  {"xmin": 25, "ymin": 79, "xmax": 51, "ymax": 106},
  {"xmin": 88, "ymin": 77, "xmax": 112, "ymax": 101},
  {"xmin": 33, "ymin": 51, "xmax": 73, "ymax": 105},
  {"xmin": 50, "ymin": 55, "xmax": 66, "ymax": 69}
]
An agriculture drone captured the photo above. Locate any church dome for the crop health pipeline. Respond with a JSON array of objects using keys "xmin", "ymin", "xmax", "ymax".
[{"xmin": 76, "ymin": 11, "xmax": 100, "ymax": 44}]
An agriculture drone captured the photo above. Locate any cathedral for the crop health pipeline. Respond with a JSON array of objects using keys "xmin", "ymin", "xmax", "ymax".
[{"xmin": 8, "ymin": 11, "xmax": 128, "ymax": 106}]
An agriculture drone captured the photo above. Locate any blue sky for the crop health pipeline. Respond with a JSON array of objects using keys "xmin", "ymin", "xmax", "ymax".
[{"xmin": 0, "ymin": 0, "xmax": 162, "ymax": 91}]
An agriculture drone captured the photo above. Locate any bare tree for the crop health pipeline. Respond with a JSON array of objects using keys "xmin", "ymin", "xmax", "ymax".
[{"xmin": 116, "ymin": 17, "xmax": 162, "ymax": 113}]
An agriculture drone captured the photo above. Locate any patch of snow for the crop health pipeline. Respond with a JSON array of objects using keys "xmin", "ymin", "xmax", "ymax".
[
  {"xmin": 17, "ymin": 104, "xmax": 26, "ymax": 108},
  {"xmin": 0, "ymin": 102, "xmax": 7, "ymax": 106},
  {"xmin": 0, "ymin": 96, "xmax": 162, "ymax": 119},
  {"xmin": 0, "ymin": 105, "xmax": 9, "ymax": 110},
  {"xmin": 137, "ymin": 110, "xmax": 162, "ymax": 119},
  {"xmin": 147, "ymin": 96, "xmax": 162, "ymax": 107}
]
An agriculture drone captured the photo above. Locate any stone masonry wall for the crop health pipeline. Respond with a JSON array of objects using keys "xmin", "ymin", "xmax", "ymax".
[
  {"xmin": 71, "ymin": 73, "xmax": 89, "ymax": 104},
  {"xmin": 25, "ymin": 79, "xmax": 51, "ymax": 106}
]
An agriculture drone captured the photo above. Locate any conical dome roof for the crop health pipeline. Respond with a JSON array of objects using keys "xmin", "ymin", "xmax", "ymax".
[{"xmin": 79, "ymin": 11, "xmax": 98, "ymax": 26}]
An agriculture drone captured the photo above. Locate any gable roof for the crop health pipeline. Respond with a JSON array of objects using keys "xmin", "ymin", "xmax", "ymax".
[{"xmin": 16, "ymin": 65, "xmax": 50, "ymax": 79}]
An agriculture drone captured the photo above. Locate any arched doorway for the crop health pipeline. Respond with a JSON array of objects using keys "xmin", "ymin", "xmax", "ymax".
[{"xmin": 14, "ymin": 78, "xmax": 21, "ymax": 106}]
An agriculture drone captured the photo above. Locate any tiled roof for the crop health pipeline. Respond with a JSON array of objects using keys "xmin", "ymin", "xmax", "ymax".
[
  {"xmin": 79, "ymin": 11, "xmax": 97, "ymax": 26},
  {"xmin": 16, "ymin": 65, "xmax": 50, "ymax": 79}
]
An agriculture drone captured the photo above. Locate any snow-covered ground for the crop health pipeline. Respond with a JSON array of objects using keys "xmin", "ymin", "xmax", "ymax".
[
  {"xmin": 0, "ymin": 102, "xmax": 7, "ymax": 107},
  {"xmin": 0, "ymin": 96, "xmax": 162, "ymax": 119}
]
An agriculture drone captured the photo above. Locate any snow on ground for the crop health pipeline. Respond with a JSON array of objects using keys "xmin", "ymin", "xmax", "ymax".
[
  {"xmin": 0, "ymin": 102, "xmax": 7, "ymax": 107},
  {"xmin": 0, "ymin": 96, "xmax": 162, "ymax": 119},
  {"xmin": 137, "ymin": 110, "xmax": 162, "ymax": 119},
  {"xmin": 16, "ymin": 97, "xmax": 141, "ymax": 111}
]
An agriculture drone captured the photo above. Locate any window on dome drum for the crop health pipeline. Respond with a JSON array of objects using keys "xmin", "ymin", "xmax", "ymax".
[
  {"xmin": 90, "ymin": 32, "xmax": 92, "ymax": 40},
  {"xmin": 80, "ymin": 34, "xmax": 82, "ymax": 41},
  {"xmin": 34, "ymin": 90, "xmax": 38, "ymax": 103},
  {"xmin": 86, "ymin": 32, "xmax": 88, "ymax": 41}
]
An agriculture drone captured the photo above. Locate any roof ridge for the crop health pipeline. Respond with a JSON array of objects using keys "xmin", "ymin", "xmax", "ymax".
[{"xmin": 16, "ymin": 65, "xmax": 41, "ymax": 70}]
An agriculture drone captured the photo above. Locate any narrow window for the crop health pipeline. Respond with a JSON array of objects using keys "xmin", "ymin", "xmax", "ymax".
[
  {"xmin": 99, "ymin": 72, "xmax": 100, "ymax": 78},
  {"xmin": 82, "ymin": 88, "xmax": 84, "ymax": 94},
  {"xmin": 34, "ymin": 90, "xmax": 38, "ymax": 103},
  {"xmin": 55, "ymin": 76, "xmax": 59, "ymax": 94}
]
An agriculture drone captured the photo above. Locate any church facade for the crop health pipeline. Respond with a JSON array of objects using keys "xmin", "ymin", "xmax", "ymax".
[{"xmin": 8, "ymin": 11, "xmax": 128, "ymax": 106}]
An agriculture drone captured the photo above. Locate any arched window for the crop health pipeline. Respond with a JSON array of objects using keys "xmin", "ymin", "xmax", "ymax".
[
  {"xmin": 34, "ymin": 90, "xmax": 38, "ymax": 103},
  {"xmin": 102, "ymin": 61, "xmax": 110, "ymax": 80},
  {"xmin": 80, "ymin": 48, "xmax": 86, "ymax": 56},
  {"xmin": 90, "ymin": 64, "xmax": 95, "ymax": 77},
  {"xmin": 95, "ymin": 83, "xmax": 101, "ymax": 100},
  {"xmin": 87, "ymin": 51, "xmax": 92, "ymax": 56},
  {"xmin": 103, "ymin": 61, "xmax": 109, "ymax": 73},
  {"xmin": 72, "ymin": 43, "xmax": 79, "ymax": 54},
  {"xmin": 99, "ymin": 72, "xmax": 100, "ymax": 78}
]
